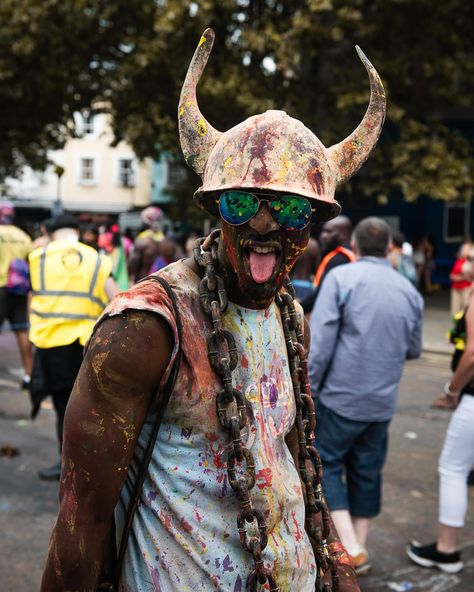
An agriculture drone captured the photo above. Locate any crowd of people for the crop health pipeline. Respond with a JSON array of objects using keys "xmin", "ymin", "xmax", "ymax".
[
  {"xmin": 1, "ymin": 26, "xmax": 472, "ymax": 592},
  {"xmin": 2, "ymin": 196, "xmax": 472, "ymax": 584},
  {"xmin": 0, "ymin": 201, "xmax": 193, "ymax": 481}
]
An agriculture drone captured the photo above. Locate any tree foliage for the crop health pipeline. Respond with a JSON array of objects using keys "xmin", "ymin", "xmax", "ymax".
[
  {"xmin": 1, "ymin": 0, "xmax": 473, "ymax": 204},
  {"xmin": 0, "ymin": 0, "xmax": 153, "ymax": 178}
]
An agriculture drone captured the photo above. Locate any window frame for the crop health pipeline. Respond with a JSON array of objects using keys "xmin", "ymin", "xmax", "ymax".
[
  {"xmin": 74, "ymin": 112, "xmax": 98, "ymax": 138},
  {"xmin": 116, "ymin": 157, "xmax": 136, "ymax": 188},
  {"xmin": 443, "ymin": 202, "xmax": 470, "ymax": 243},
  {"xmin": 77, "ymin": 154, "xmax": 99, "ymax": 186}
]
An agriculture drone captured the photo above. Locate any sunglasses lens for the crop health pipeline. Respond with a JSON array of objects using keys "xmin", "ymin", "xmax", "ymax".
[
  {"xmin": 219, "ymin": 191, "xmax": 259, "ymax": 225},
  {"xmin": 270, "ymin": 195, "xmax": 313, "ymax": 230}
]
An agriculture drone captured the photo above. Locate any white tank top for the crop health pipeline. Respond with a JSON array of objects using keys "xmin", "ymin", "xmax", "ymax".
[{"xmin": 101, "ymin": 262, "xmax": 316, "ymax": 591}]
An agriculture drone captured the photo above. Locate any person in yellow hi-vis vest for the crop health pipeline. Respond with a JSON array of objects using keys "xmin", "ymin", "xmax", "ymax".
[{"xmin": 29, "ymin": 214, "xmax": 118, "ymax": 481}]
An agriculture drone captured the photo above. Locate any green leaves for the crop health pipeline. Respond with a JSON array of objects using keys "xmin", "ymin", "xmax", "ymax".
[{"xmin": 0, "ymin": 0, "xmax": 472, "ymax": 206}]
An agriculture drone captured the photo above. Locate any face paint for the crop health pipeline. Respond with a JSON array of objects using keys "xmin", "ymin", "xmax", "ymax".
[{"xmin": 218, "ymin": 210, "xmax": 310, "ymax": 308}]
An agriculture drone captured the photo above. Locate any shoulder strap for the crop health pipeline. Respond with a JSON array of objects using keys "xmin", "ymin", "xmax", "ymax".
[
  {"xmin": 111, "ymin": 275, "xmax": 182, "ymax": 589},
  {"xmin": 333, "ymin": 245, "xmax": 356, "ymax": 262},
  {"xmin": 313, "ymin": 250, "xmax": 337, "ymax": 287},
  {"xmin": 313, "ymin": 246, "xmax": 356, "ymax": 287}
]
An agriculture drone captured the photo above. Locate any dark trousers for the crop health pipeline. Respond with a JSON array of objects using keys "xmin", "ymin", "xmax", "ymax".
[
  {"xmin": 32, "ymin": 340, "xmax": 84, "ymax": 448},
  {"xmin": 315, "ymin": 401, "xmax": 390, "ymax": 518}
]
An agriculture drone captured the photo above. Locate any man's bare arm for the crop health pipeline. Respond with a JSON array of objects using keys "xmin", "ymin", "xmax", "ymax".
[{"xmin": 41, "ymin": 310, "xmax": 173, "ymax": 591}]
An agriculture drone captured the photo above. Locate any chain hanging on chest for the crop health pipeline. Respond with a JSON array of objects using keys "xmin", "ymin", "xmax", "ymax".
[{"xmin": 194, "ymin": 234, "xmax": 339, "ymax": 592}]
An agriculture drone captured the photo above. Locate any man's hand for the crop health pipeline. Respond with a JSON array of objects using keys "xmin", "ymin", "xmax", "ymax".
[
  {"xmin": 431, "ymin": 392, "xmax": 457, "ymax": 410},
  {"xmin": 41, "ymin": 310, "xmax": 173, "ymax": 591}
]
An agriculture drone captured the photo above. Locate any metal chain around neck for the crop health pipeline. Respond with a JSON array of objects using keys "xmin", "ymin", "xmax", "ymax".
[{"xmin": 194, "ymin": 232, "xmax": 338, "ymax": 592}]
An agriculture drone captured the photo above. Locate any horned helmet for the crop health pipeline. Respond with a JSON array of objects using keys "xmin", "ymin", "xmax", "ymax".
[{"xmin": 179, "ymin": 29, "xmax": 386, "ymax": 222}]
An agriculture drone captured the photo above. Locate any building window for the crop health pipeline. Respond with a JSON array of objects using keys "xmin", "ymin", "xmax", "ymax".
[
  {"xmin": 82, "ymin": 114, "xmax": 95, "ymax": 135},
  {"xmin": 444, "ymin": 202, "xmax": 470, "ymax": 243},
  {"xmin": 118, "ymin": 158, "xmax": 135, "ymax": 187},
  {"xmin": 74, "ymin": 112, "xmax": 97, "ymax": 137},
  {"xmin": 79, "ymin": 157, "xmax": 97, "ymax": 185},
  {"xmin": 167, "ymin": 161, "xmax": 187, "ymax": 187}
]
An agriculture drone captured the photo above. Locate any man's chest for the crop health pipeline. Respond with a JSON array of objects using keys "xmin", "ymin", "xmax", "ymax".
[{"xmin": 167, "ymin": 302, "xmax": 295, "ymax": 442}]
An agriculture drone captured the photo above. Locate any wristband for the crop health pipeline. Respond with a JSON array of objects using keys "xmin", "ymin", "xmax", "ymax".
[{"xmin": 444, "ymin": 381, "xmax": 460, "ymax": 397}]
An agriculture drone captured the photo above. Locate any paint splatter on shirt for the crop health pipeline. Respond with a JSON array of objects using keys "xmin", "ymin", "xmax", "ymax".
[{"xmin": 100, "ymin": 261, "xmax": 316, "ymax": 591}]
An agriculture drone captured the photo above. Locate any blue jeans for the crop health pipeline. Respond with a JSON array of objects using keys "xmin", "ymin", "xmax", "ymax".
[{"xmin": 315, "ymin": 400, "xmax": 390, "ymax": 518}]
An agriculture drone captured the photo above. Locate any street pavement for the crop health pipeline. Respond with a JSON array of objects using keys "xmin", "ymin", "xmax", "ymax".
[{"xmin": 0, "ymin": 293, "xmax": 473, "ymax": 592}]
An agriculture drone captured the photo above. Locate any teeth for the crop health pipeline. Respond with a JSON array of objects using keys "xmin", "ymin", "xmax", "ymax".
[{"xmin": 251, "ymin": 246, "xmax": 275, "ymax": 254}]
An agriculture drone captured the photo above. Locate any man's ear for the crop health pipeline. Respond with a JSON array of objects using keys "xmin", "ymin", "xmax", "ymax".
[{"xmin": 351, "ymin": 240, "xmax": 358, "ymax": 256}]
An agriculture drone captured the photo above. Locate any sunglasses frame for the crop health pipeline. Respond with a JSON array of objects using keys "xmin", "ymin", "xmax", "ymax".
[{"xmin": 217, "ymin": 190, "xmax": 315, "ymax": 230}]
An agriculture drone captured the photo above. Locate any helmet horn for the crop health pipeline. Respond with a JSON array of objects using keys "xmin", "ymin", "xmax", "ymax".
[
  {"xmin": 328, "ymin": 46, "xmax": 386, "ymax": 186},
  {"xmin": 178, "ymin": 28, "xmax": 222, "ymax": 176}
]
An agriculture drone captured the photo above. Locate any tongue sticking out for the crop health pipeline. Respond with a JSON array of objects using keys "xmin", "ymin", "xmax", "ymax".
[{"xmin": 249, "ymin": 251, "xmax": 277, "ymax": 284}]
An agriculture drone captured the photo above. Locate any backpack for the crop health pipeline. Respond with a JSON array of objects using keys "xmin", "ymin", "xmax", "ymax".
[{"xmin": 6, "ymin": 259, "xmax": 31, "ymax": 296}]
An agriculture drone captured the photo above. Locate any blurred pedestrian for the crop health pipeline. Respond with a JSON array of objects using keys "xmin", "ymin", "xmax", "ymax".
[
  {"xmin": 301, "ymin": 215, "xmax": 355, "ymax": 313},
  {"xmin": 388, "ymin": 231, "xmax": 417, "ymax": 286},
  {"xmin": 402, "ymin": 238, "xmax": 413, "ymax": 257},
  {"xmin": 290, "ymin": 237, "xmax": 321, "ymax": 300},
  {"xmin": 79, "ymin": 223, "xmax": 100, "ymax": 251},
  {"xmin": 449, "ymin": 242, "xmax": 473, "ymax": 316},
  {"xmin": 137, "ymin": 206, "xmax": 165, "ymax": 242},
  {"xmin": 0, "ymin": 201, "xmax": 33, "ymax": 387},
  {"xmin": 128, "ymin": 207, "xmax": 165, "ymax": 282},
  {"xmin": 32, "ymin": 219, "xmax": 52, "ymax": 250},
  {"xmin": 414, "ymin": 235, "xmax": 436, "ymax": 295},
  {"xmin": 308, "ymin": 217, "xmax": 423, "ymax": 574},
  {"xmin": 406, "ymin": 287, "xmax": 474, "ymax": 574},
  {"xmin": 183, "ymin": 231, "xmax": 199, "ymax": 258},
  {"xmin": 149, "ymin": 237, "xmax": 179, "ymax": 273},
  {"xmin": 109, "ymin": 224, "xmax": 130, "ymax": 290},
  {"xmin": 28, "ymin": 213, "xmax": 118, "ymax": 480}
]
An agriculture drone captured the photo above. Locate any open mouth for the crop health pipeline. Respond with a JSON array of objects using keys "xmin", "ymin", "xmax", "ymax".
[{"xmin": 243, "ymin": 240, "xmax": 282, "ymax": 284}]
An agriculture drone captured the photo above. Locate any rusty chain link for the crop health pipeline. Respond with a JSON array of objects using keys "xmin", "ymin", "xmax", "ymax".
[{"xmin": 194, "ymin": 233, "xmax": 339, "ymax": 592}]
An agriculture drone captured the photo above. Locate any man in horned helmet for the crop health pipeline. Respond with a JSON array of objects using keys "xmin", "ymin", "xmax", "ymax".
[{"xmin": 42, "ymin": 28, "xmax": 385, "ymax": 592}]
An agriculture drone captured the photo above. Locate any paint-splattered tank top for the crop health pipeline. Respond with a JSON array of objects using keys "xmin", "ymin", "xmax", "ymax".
[{"xmin": 100, "ymin": 260, "xmax": 316, "ymax": 591}]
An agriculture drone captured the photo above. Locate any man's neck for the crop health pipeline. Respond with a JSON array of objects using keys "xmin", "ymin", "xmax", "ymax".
[{"xmin": 52, "ymin": 229, "xmax": 79, "ymax": 242}]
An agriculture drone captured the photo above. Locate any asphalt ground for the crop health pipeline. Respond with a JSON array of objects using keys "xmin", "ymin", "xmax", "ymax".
[{"xmin": 0, "ymin": 329, "xmax": 473, "ymax": 592}]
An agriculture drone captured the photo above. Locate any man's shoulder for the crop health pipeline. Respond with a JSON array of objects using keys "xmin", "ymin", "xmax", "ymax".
[
  {"xmin": 108, "ymin": 260, "xmax": 196, "ymax": 313},
  {"xmin": 0, "ymin": 224, "xmax": 31, "ymax": 242},
  {"xmin": 357, "ymin": 259, "xmax": 423, "ymax": 307},
  {"xmin": 329, "ymin": 251, "xmax": 353, "ymax": 268}
]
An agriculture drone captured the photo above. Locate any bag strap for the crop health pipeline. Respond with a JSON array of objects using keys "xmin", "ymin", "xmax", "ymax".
[{"xmin": 111, "ymin": 275, "xmax": 182, "ymax": 589}]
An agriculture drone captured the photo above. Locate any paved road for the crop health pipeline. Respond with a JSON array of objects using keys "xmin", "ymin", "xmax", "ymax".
[{"xmin": 0, "ymin": 331, "xmax": 472, "ymax": 591}]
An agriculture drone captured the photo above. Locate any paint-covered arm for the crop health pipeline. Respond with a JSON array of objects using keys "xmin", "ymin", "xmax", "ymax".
[
  {"xmin": 286, "ymin": 318, "xmax": 360, "ymax": 591},
  {"xmin": 41, "ymin": 310, "xmax": 173, "ymax": 592}
]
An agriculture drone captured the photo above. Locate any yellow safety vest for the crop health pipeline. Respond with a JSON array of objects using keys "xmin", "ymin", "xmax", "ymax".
[{"xmin": 29, "ymin": 240, "xmax": 112, "ymax": 348}]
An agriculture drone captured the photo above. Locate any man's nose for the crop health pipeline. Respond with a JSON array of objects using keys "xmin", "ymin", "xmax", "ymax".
[{"xmin": 248, "ymin": 202, "xmax": 279, "ymax": 234}]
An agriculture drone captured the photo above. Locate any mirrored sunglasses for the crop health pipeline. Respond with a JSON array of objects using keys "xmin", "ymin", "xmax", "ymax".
[{"xmin": 218, "ymin": 191, "xmax": 314, "ymax": 231}]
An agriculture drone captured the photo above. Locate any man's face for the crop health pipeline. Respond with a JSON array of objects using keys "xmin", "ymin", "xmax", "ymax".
[
  {"xmin": 81, "ymin": 230, "xmax": 98, "ymax": 247},
  {"xmin": 218, "ymin": 194, "xmax": 311, "ymax": 307},
  {"xmin": 319, "ymin": 220, "xmax": 342, "ymax": 253}
]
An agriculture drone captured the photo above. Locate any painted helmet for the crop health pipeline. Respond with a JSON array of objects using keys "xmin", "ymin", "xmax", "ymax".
[{"xmin": 179, "ymin": 29, "xmax": 386, "ymax": 222}]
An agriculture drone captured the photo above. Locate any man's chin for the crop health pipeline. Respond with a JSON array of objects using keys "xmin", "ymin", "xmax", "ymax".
[{"xmin": 237, "ymin": 271, "xmax": 284, "ymax": 306}]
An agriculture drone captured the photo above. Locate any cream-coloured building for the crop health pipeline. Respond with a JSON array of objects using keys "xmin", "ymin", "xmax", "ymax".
[{"xmin": 7, "ymin": 112, "xmax": 152, "ymax": 215}]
